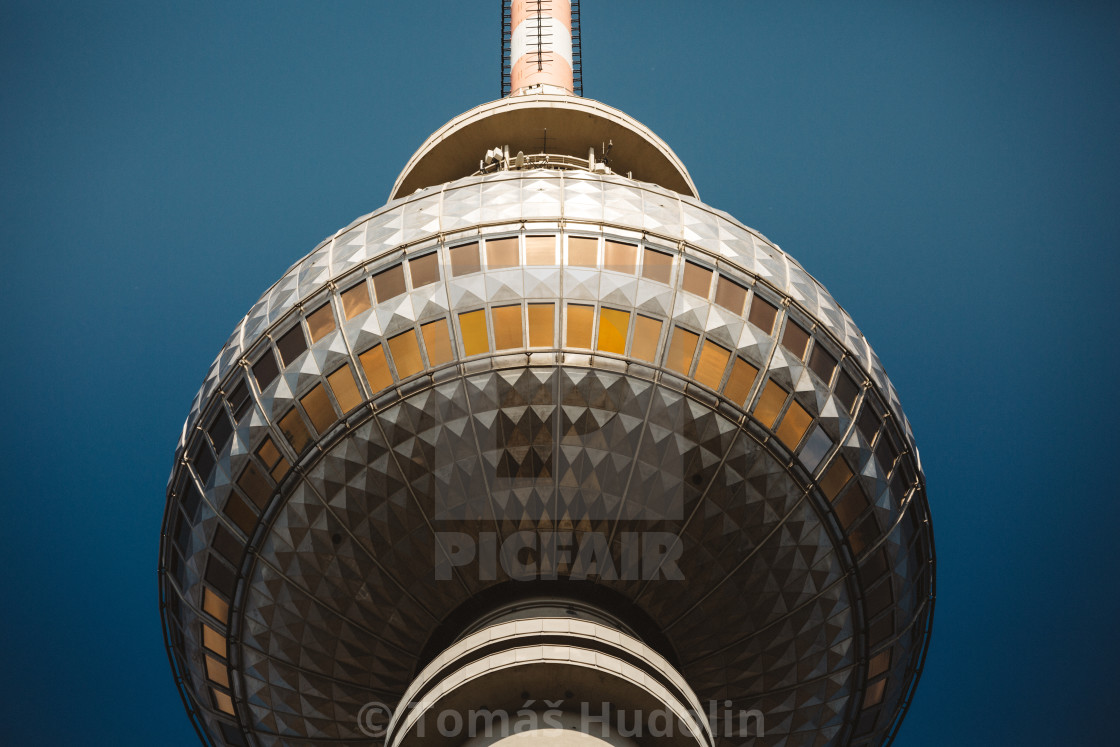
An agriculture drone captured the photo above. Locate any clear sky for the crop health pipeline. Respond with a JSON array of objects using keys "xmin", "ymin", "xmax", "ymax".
[{"xmin": 2, "ymin": 1, "xmax": 1118, "ymax": 744}]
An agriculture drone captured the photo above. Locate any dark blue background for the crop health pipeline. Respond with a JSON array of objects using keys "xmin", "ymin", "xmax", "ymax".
[{"xmin": 3, "ymin": 1, "xmax": 1117, "ymax": 744}]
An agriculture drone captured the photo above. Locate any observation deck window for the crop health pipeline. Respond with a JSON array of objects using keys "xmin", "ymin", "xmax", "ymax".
[
  {"xmin": 251, "ymin": 348, "xmax": 279, "ymax": 390},
  {"xmin": 641, "ymin": 247, "xmax": 672, "ymax": 283},
  {"xmin": 808, "ymin": 343, "xmax": 837, "ymax": 384},
  {"xmin": 834, "ymin": 369, "xmax": 860, "ymax": 413},
  {"xmin": 276, "ymin": 325, "xmax": 307, "ymax": 366},
  {"xmin": 715, "ymin": 276, "xmax": 747, "ymax": 314},
  {"xmin": 630, "ymin": 315, "xmax": 662, "ymax": 362},
  {"xmin": 203, "ymin": 588, "xmax": 228, "ymax": 624},
  {"xmin": 373, "ymin": 264, "xmax": 406, "ymax": 301},
  {"xmin": 226, "ymin": 378, "xmax": 252, "ymax": 421},
  {"xmin": 409, "ymin": 252, "xmax": 440, "ymax": 287},
  {"xmin": 776, "ymin": 399, "xmax": 813, "ymax": 449},
  {"xmin": 387, "ymin": 330, "xmax": 424, "ymax": 378},
  {"xmin": 665, "ymin": 327, "xmax": 699, "ymax": 375},
  {"xmin": 748, "ymin": 295, "xmax": 778, "ymax": 335},
  {"xmin": 306, "ymin": 302, "xmax": 336, "ymax": 343},
  {"xmin": 596, "ymin": 308, "xmax": 629, "ymax": 354},
  {"xmin": 527, "ymin": 304, "xmax": 555, "ymax": 347},
  {"xmin": 326, "ymin": 365, "xmax": 363, "ymax": 412},
  {"xmin": 486, "ymin": 237, "xmax": 518, "ymax": 269},
  {"xmin": 359, "ymin": 344, "xmax": 394, "ymax": 392},
  {"xmin": 278, "ymin": 408, "xmax": 312, "ymax": 453},
  {"xmin": 781, "ymin": 321, "xmax": 810, "ymax": 360},
  {"xmin": 682, "ymin": 261, "xmax": 712, "ymax": 298},
  {"xmin": 525, "ymin": 235, "xmax": 556, "ymax": 265},
  {"xmin": 299, "ymin": 383, "xmax": 337, "ymax": 433},
  {"xmin": 567, "ymin": 236, "xmax": 598, "ymax": 267},
  {"xmin": 753, "ymin": 380, "xmax": 787, "ymax": 429},
  {"xmin": 694, "ymin": 340, "xmax": 731, "ymax": 389},
  {"xmin": 493, "ymin": 305, "xmax": 525, "ymax": 350},
  {"xmin": 421, "ymin": 319, "xmax": 455, "ymax": 365},
  {"xmin": 565, "ymin": 304, "xmax": 594, "ymax": 348},
  {"xmin": 457, "ymin": 311, "xmax": 490, "ymax": 356},
  {"xmin": 604, "ymin": 240, "xmax": 637, "ymax": 273},
  {"xmin": 723, "ymin": 358, "xmax": 759, "ymax": 406},
  {"xmin": 340, "ymin": 281, "xmax": 371, "ymax": 319},
  {"xmin": 450, "ymin": 242, "xmax": 481, "ymax": 276}
]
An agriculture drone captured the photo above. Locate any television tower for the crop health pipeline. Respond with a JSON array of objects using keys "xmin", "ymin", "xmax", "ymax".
[{"xmin": 160, "ymin": 3, "xmax": 934, "ymax": 745}]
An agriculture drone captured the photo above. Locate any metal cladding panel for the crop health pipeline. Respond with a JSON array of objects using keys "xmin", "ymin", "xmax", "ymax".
[{"xmin": 161, "ymin": 170, "xmax": 934, "ymax": 746}]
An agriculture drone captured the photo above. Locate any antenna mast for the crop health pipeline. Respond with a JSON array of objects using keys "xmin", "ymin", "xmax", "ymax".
[{"xmin": 501, "ymin": 0, "xmax": 582, "ymax": 97}]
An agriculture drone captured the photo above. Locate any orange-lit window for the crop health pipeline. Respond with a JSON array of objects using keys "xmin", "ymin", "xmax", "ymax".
[
  {"xmin": 486, "ymin": 237, "xmax": 518, "ymax": 268},
  {"xmin": 237, "ymin": 462, "xmax": 272, "ymax": 509},
  {"xmin": 493, "ymin": 305, "xmax": 524, "ymax": 350},
  {"xmin": 819, "ymin": 458, "xmax": 853, "ymax": 500},
  {"xmin": 568, "ymin": 237, "xmax": 597, "ymax": 267},
  {"xmin": 203, "ymin": 588, "xmax": 229, "ymax": 623},
  {"xmin": 630, "ymin": 316, "xmax": 662, "ymax": 362},
  {"xmin": 753, "ymin": 380, "xmax": 787, "ymax": 429},
  {"xmin": 458, "ymin": 310, "xmax": 490, "ymax": 356},
  {"xmin": 450, "ymin": 242, "xmax": 481, "ymax": 276},
  {"xmin": 566, "ymin": 305, "xmax": 594, "ymax": 348},
  {"xmin": 775, "ymin": 399, "xmax": 813, "ymax": 448},
  {"xmin": 279, "ymin": 409, "xmax": 312, "ymax": 453},
  {"xmin": 863, "ymin": 679, "xmax": 886, "ymax": 708},
  {"xmin": 421, "ymin": 319, "xmax": 454, "ymax": 366},
  {"xmin": 255, "ymin": 437, "xmax": 280, "ymax": 468},
  {"xmin": 409, "ymin": 252, "xmax": 440, "ymax": 287},
  {"xmin": 387, "ymin": 330, "xmax": 424, "ymax": 378},
  {"xmin": 748, "ymin": 294, "xmax": 778, "ymax": 335},
  {"xmin": 868, "ymin": 650, "xmax": 891, "ymax": 679},
  {"xmin": 694, "ymin": 340, "xmax": 731, "ymax": 389},
  {"xmin": 212, "ymin": 688, "xmax": 235, "ymax": 716},
  {"xmin": 340, "ymin": 282, "xmax": 371, "ymax": 319},
  {"xmin": 715, "ymin": 276, "xmax": 747, "ymax": 314},
  {"xmin": 642, "ymin": 248, "xmax": 673, "ymax": 283},
  {"xmin": 682, "ymin": 262, "xmax": 713, "ymax": 297},
  {"xmin": 359, "ymin": 344, "xmax": 394, "ymax": 393},
  {"xmin": 205, "ymin": 654, "xmax": 230, "ymax": 687},
  {"xmin": 527, "ymin": 303, "xmax": 555, "ymax": 347},
  {"xmin": 326, "ymin": 365, "xmax": 363, "ymax": 412},
  {"xmin": 300, "ymin": 383, "xmax": 337, "ymax": 434},
  {"xmin": 202, "ymin": 623, "xmax": 226, "ymax": 657},
  {"xmin": 781, "ymin": 321, "xmax": 810, "ymax": 360},
  {"xmin": 373, "ymin": 264, "xmax": 406, "ymax": 301},
  {"xmin": 604, "ymin": 241, "xmax": 637, "ymax": 273},
  {"xmin": 596, "ymin": 308, "xmax": 630, "ymax": 354},
  {"xmin": 665, "ymin": 327, "xmax": 700, "ymax": 375},
  {"xmin": 723, "ymin": 358, "xmax": 758, "ymax": 406},
  {"xmin": 525, "ymin": 235, "xmax": 555, "ymax": 265},
  {"xmin": 306, "ymin": 303, "xmax": 336, "ymax": 344}
]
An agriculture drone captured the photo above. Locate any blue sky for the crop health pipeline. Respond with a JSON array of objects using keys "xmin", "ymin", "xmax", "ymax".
[{"xmin": 2, "ymin": 1, "xmax": 1117, "ymax": 744}]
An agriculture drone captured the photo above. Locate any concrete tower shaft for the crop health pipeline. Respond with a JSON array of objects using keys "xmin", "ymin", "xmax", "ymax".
[{"xmin": 510, "ymin": 0, "xmax": 574, "ymax": 95}]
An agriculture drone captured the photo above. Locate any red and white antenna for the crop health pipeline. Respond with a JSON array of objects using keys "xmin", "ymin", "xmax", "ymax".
[{"xmin": 501, "ymin": 0, "xmax": 582, "ymax": 97}]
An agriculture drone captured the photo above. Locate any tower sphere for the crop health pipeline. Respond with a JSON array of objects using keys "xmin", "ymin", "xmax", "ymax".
[{"xmin": 160, "ymin": 6, "xmax": 934, "ymax": 746}]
